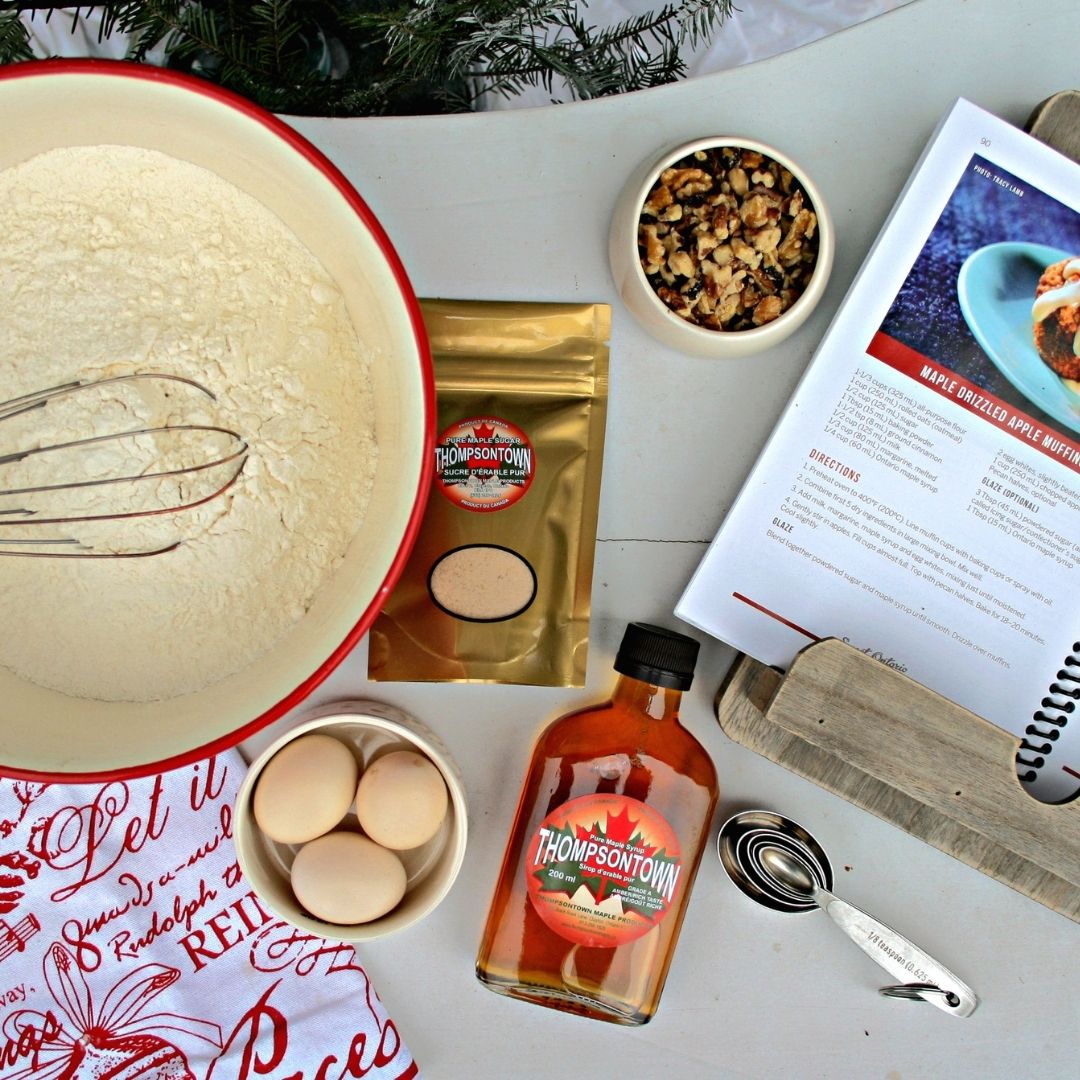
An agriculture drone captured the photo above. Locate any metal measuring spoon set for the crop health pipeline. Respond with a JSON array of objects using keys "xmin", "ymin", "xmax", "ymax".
[{"xmin": 717, "ymin": 810, "xmax": 979, "ymax": 1018}]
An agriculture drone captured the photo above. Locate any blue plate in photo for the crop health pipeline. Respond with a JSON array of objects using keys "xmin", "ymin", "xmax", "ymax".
[{"xmin": 957, "ymin": 240, "xmax": 1080, "ymax": 436}]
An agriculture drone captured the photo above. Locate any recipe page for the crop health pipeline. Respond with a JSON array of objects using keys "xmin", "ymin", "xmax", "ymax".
[{"xmin": 677, "ymin": 98, "xmax": 1080, "ymax": 801}]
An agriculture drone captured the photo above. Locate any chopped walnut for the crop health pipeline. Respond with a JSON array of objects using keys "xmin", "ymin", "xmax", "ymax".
[
  {"xmin": 715, "ymin": 290, "xmax": 740, "ymax": 325},
  {"xmin": 662, "ymin": 167, "xmax": 713, "ymax": 198},
  {"xmin": 777, "ymin": 208, "xmax": 817, "ymax": 265},
  {"xmin": 636, "ymin": 144, "xmax": 821, "ymax": 332},
  {"xmin": 642, "ymin": 184, "xmax": 673, "ymax": 217},
  {"xmin": 731, "ymin": 236, "xmax": 760, "ymax": 267},
  {"xmin": 641, "ymin": 224, "xmax": 665, "ymax": 272},
  {"xmin": 740, "ymin": 194, "xmax": 770, "ymax": 230},
  {"xmin": 667, "ymin": 250, "xmax": 694, "ymax": 278},
  {"xmin": 695, "ymin": 232, "xmax": 720, "ymax": 260},
  {"xmin": 753, "ymin": 295, "xmax": 784, "ymax": 325},
  {"xmin": 753, "ymin": 226, "xmax": 782, "ymax": 254}
]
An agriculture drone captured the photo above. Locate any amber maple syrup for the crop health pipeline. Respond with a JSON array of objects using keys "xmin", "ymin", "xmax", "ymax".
[{"xmin": 476, "ymin": 622, "xmax": 719, "ymax": 1025}]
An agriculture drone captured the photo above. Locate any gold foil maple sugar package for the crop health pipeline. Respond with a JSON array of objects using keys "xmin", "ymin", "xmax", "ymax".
[{"xmin": 368, "ymin": 299, "xmax": 610, "ymax": 686}]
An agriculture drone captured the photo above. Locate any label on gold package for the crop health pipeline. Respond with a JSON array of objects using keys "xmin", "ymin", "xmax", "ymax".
[{"xmin": 368, "ymin": 299, "xmax": 610, "ymax": 686}]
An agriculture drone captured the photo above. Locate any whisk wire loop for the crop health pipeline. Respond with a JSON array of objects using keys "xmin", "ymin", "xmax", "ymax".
[{"xmin": 0, "ymin": 373, "xmax": 246, "ymax": 558}]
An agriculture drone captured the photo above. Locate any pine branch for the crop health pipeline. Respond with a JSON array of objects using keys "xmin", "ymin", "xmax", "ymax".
[
  {"xmin": 0, "ymin": 10, "xmax": 34, "ymax": 65},
  {"xmin": 4, "ymin": 1, "xmax": 734, "ymax": 116},
  {"xmin": 358, "ymin": 0, "xmax": 734, "ymax": 106}
]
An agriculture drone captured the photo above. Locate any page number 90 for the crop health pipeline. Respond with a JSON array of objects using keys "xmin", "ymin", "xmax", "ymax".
[{"xmin": 980, "ymin": 137, "xmax": 992, "ymax": 147}]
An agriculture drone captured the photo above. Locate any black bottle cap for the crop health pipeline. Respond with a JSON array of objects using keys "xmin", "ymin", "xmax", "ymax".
[{"xmin": 614, "ymin": 622, "xmax": 700, "ymax": 691}]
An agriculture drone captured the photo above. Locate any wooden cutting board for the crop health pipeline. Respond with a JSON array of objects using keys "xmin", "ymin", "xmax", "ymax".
[
  {"xmin": 714, "ymin": 640, "xmax": 1080, "ymax": 922},
  {"xmin": 1027, "ymin": 89, "xmax": 1080, "ymax": 160},
  {"xmin": 712, "ymin": 94, "xmax": 1080, "ymax": 924}
]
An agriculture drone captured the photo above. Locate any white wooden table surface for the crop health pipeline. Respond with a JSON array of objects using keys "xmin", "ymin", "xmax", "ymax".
[{"xmin": 242, "ymin": 1, "xmax": 1080, "ymax": 1075}]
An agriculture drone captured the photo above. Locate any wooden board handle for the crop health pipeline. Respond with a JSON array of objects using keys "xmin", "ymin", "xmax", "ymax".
[{"xmin": 715, "ymin": 638, "xmax": 1080, "ymax": 922}]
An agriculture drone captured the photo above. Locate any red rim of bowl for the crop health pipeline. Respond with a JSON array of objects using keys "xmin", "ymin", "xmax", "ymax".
[{"xmin": 0, "ymin": 58, "xmax": 436, "ymax": 783}]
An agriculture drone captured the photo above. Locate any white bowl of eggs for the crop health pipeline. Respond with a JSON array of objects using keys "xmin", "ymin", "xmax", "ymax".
[{"xmin": 235, "ymin": 701, "xmax": 467, "ymax": 942}]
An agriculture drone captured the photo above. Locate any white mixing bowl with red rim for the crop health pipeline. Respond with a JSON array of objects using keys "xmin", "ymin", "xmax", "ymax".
[{"xmin": 0, "ymin": 60, "xmax": 434, "ymax": 781}]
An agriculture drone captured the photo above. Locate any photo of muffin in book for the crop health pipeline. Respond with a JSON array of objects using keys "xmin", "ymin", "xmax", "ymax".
[{"xmin": 878, "ymin": 155, "xmax": 1080, "ymax": 439}]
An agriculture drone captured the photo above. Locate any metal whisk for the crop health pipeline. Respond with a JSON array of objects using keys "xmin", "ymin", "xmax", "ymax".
[{"xmin": 0, "ymin": 373, "xmax": 248, "ymax": 558}]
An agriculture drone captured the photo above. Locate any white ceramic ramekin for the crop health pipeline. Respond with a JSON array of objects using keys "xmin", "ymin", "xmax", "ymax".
[
  {"xmin": 235, "ymin": 700, "xmax": 467, "ymax": 943},
  {"xmin": 609, "ymin": 136, "xmax": 834, "ymax": 359}
]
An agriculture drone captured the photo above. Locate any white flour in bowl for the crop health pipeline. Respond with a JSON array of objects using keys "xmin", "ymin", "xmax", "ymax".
[{"xmin": 0, "ymin": 144, "xmax": 378, "ymax": 702}]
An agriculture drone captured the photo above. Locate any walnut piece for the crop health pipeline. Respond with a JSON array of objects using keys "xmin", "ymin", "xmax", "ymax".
[{"xmin": 636, "ymin": 145, "xmax": 820, "ymax": 333}]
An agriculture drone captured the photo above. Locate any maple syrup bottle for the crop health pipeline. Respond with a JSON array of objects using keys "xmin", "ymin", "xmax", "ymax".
[{"xmin": 476, "ymin": 622, "xmax": 719, "ymax": 1025}]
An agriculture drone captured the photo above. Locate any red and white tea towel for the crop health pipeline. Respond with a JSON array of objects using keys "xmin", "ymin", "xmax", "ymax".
[{"xmin": 0, "ymin": 751, "xmax": 418, "ymax": 1079}]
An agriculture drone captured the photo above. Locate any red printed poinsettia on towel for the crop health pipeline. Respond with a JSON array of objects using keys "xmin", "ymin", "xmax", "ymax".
[{"xmin": 0, "ymin": 753, "xmax": 418, "ymax": 1079}]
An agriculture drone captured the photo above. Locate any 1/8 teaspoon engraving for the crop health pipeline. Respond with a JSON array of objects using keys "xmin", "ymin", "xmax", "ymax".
[{"xmin": 757, "ymin": 845, "xmax": 979, "ymax": 1018}]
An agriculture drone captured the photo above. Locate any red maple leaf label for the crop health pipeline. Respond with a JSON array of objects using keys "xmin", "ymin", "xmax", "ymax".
[
  {"xmin": 573, "ymin": 808, "xmax": 658, "ymax": 902},
  {"xmin": 526, "ymin": 794, "xmax": 684, "ymax": 947},
  {"xmin": 473, "ymin": 422, "xmax": 496, "ymax": 440}
]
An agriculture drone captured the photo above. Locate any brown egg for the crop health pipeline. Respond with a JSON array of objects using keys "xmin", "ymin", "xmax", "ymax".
[
  {"xmin": 355, "ymin": 750, "xmax": 449, "ymax": 850},
  {"xmin": 253, "ymin": 733, "xmax": 358, "ymax": 844},
  {"xmin": 291, "ymin": 832, "xmax": 407, "ymax": 925}
]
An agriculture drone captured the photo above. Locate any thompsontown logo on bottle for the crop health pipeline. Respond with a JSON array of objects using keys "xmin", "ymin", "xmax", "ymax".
[
  {"xmin": 525, "ymin": 794, "xmax": 683, "ymax": 948},
  {"xmin": 434, "ymin": 416, "xmax": 534, "ymax": 512}
]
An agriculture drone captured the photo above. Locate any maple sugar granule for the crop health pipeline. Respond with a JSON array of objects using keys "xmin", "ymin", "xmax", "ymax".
[{"xmin": 428, "ymin": 545, "xmax": 537, "ymax": 621}]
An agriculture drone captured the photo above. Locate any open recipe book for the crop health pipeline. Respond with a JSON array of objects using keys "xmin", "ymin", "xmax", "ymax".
[{"xmin": 678, "ymin": 98, "xmax": 1080, "ymax": 803}]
